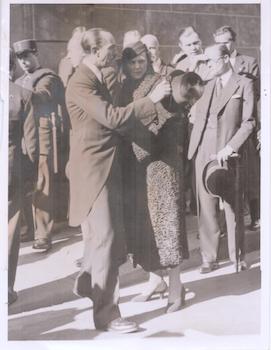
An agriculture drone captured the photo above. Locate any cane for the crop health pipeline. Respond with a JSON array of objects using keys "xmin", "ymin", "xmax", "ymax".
[
  {"xmin": 51, "ymin": 112, "xmax": 58, "ymax": 174},
  {"xmin": 231, "ymin": 153, "xmax": 244, "ymax": 273}
]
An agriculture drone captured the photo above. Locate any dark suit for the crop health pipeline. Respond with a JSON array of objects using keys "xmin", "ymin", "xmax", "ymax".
[
  {"xmin": 66, "ymin": 63, "xmax": 157, "ymax": 329},
  {"xmin": 188, "ymin": 72, "xmax": 255, "ymax": 263},
  {"xmin": 9, "ymin": 81, "xmax": 37, "ymax": 296}
]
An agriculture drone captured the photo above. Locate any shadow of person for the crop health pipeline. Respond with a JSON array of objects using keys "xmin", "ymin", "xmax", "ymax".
[
  {"xmin": 8, "ymin": 272, "xmax": 86, "ymax": 315},
  {"xmin": 18, "ymin": 230, "xmax": 83, "ymax": 266},
  {"xmin": 183, "ymin": 265, "xmax": 260, "ymax": 310},
  {"xmin": 8, "ymin": 306, "xmax": 96, "ymax": 341}
]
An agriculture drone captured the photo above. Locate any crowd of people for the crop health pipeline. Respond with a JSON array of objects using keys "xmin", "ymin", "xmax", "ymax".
[{"xmin": 8, "ymin": 24, "xmax": 260, "ymax": 334}]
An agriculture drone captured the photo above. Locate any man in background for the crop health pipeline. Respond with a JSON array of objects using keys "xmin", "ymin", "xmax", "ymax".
[{"xmin": 14, "ymin": 39, "xmax": 67, "ymax": 251}]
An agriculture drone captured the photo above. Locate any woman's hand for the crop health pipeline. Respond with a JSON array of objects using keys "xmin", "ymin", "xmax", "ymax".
[{"xmin": 148, "ymin": 79, "xmax": 172, "ymax": 104}]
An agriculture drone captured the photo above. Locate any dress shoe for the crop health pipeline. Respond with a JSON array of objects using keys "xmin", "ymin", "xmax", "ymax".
[
  {"xmin": 73, "ymin": 271, "xmax": 92, "ymax": 298},
  {"xmin": 165, "ymin": 286, "xmax": 186, "ymax": 313},
  {"xmin": 8, "ymin": 290, "xmax": 18, "ymax": 305},
  {"xmin": 131, "ymin": 279, "xmax": 168, "ymax": 302},
  {"xmin": 105, "ymin": 317, "xmax": 138, "ymax": 334},
  {"xmin": 249, "ymin": 219, "xmax": 260, "ymax": 231},
  {"xmin": 234, "ymin": 260, "xmax": 248, "ymax": 272},
  {"xmin": 32, "ymin": 238, "xmax": 52, "ymax": 252},
  {"xmin": 200, "ymin": 261, "xmax": 218, "ymax": 274}
]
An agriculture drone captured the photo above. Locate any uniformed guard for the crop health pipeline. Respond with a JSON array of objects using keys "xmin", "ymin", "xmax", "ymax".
[
  {"xmin": 8, "ymin": 48, "xmax": 38, "ymax": 304},
  {"xmin": 13, "ymin": 39, "xmax": 68, "ymax": 252}
]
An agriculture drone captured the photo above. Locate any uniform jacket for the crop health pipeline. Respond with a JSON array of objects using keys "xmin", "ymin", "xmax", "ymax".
[
  {"xmin": 16, "ymin": 68, "xmax": 66, "ymax": 156},
  {"xmin": 188, "ymin": 72, "xmax": 256, "ymax": 160},
  {"xmin": 65, "ymin": 63, "xmax": 157, "ymax": 226},
  {"xmin": 9, "ymin": 81, "xmax": 38, "ymax": 200}
]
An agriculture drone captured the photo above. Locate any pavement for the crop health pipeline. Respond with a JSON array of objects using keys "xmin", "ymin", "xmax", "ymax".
[{"xmin": 7, "ymin": 214, "xmax": 262, "ymax": 349}]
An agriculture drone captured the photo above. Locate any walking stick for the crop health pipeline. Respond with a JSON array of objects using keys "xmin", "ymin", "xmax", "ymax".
[
  {"xmin": 51, "ymin": 112, "xmax": 58, "ymax": 174},
  {"xmin": 231, "ymin": 153, "xmax": 244, "ymax": 273}
]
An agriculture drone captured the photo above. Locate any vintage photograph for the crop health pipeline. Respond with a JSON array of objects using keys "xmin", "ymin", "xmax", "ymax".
[{"xmin": 1, "ymin": 0, "xmax": 269, "ymax": 348}]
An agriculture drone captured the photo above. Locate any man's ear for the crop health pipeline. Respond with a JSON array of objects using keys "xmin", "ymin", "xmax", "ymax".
[{"xmin": 224, "ymin": 55, "xmax": 230, "ymax": 63}]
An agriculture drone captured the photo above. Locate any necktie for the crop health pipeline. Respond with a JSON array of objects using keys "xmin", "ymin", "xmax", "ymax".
[{"xmin": 216, "ymin": 77, "xmax": 223, "ymax": 97}]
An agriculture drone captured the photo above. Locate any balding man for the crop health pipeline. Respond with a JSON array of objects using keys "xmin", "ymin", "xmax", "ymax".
[
  {"xmin": 141, "ymin": 34, "xmax": 173, "ymax": 76},
  {"xmin": 66, "ymin": 28, "xmax": 171, "ymax": 332},
  {"xmin": 188, "ymin": 44, "xmax": 256, "ymax": 273}
]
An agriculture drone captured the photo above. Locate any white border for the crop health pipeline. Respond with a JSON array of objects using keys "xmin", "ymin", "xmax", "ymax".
[{"xmin": 0, "ymin": 1, "xmax": 269, "ymax": 349}]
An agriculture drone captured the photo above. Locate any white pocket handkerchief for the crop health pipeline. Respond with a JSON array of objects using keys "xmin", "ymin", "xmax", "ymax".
[{"xmin": 231, "ymin": 94, "xmax": 242, "ymax": 99}]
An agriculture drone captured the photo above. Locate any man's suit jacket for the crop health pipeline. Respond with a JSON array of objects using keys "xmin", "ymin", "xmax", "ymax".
[
  {"xmin": 176, "ymin": 56, "xmax": 211, "ymax": 81},
  {"xmin": 233, "ymin": 53, "xmax": 260, "ymax": 100},
  {"xmin": 188, "ymin": 72, "xmax": 256, "ymax": 161},
  {"xmin": 65, "ymin": 63, "xmax": 157, "ymax": 226}
]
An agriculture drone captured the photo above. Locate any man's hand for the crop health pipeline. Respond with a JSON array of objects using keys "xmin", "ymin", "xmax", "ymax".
[
  {"xmin": 216, "ymin": 145, "xmax": 234, "ymax": 166},
  {"xmin": 149, "ymin": 79, "xmax": 172, "ymax": 104}
]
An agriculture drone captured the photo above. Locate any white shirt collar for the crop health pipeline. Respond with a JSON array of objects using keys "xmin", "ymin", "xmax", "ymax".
[
  {"xmin": 83, "ymin": 60, "xmax": 103, "ymax": 83},
  {"xmin": 231, "ymin": 49, "xmax": 237, "ymax": 58},
  {"xmin": 217, "ymin": 68, "xmax": 233, "ymax": 87}
]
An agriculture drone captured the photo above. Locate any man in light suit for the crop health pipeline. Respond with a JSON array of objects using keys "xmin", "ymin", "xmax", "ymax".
[
  {"xmin": 213, "ymin": 25, "xmax": 260, "ymax": 231},
  {"xmin": 188, "ymin": 44, "xmax": 256, "ymax": 273},
  {"xmin": 66, "ymin": 28, "xmax": 171, "ymax": 333}
]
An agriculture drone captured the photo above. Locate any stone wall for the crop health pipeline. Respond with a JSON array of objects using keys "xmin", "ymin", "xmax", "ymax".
[{"xmin": 10, "ymin": 3, "xmax": 260, "ymax": 75}]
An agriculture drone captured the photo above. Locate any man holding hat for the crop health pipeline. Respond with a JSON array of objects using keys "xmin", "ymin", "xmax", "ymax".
[
  {"xmin": 188, "ymin": 43, "xmax": 256, "ymax": 273},
  {"xmin": 213, "ymin": 25, "xmax": 260, "ymax": 231},
  {"xmin": 13, "ymin": 39, "xmax": 66, "ymax": 252}
]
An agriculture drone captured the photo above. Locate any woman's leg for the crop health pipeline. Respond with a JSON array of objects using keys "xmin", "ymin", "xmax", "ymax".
[{"xmin": 168, "ymin": 264, "xmax": 182, "ymax": 303}]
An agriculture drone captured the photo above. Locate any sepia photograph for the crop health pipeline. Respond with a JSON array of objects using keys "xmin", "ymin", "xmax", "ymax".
[{"xmin": 0, "ymin": 0, "xmax": 270, "ymax": 349}]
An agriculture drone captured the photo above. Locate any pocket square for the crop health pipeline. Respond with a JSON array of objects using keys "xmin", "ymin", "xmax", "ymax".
[{"xmin": 231, "ymin": 94, "xmax": 241, "ymax": 99}]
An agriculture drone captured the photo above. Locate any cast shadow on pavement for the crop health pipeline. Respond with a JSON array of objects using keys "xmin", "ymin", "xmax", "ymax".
[
  {"xmin": 181, "ymin": 265, "xmax": 260, "ymax": 310},
  {"xmin": 8, "ymin": 306, "xmax": 98, "ymax": 341},
  {"xmin": 18, "ymin": 231, "xmax": 83, "ymax": 266},
  {"xmin": 8, "ymin": 272, "xmax": 83, "ymax": 315}
]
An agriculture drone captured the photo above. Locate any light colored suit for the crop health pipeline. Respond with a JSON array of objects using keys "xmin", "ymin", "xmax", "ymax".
[
  {"xmin": 188, "ymin": 71, "xmax": 255, "ymax": 263},
  {"xmin": 66, "ymin": 63, "xmax": 157, "ymax": 329}
]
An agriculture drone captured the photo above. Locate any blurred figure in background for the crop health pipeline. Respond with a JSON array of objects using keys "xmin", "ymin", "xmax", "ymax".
[
  {"xmin": 141, "ymin": 34, "xmax": 173, "ymax": 76},
  {"xmin": 123, "ymin": 30, "xmax": 141, "ymax": 49},
  {"xmin": 58, "ymin": 26, "xmax": 86, "ymax": 88}
]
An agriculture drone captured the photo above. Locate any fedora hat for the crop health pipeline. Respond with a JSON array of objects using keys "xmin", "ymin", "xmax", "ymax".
[{"xmin": 203, "ymin": 159, "xmax": 235, "ymax": 199}]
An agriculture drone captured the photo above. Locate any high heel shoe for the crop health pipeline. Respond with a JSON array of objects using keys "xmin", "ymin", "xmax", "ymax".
[
  {"xmin": 131, "ymin": 280, "xmax": 168, "ymax": 302},
  {"xmin": 165, "ymin": 286, "xmax": 186, "ymax": 313}
]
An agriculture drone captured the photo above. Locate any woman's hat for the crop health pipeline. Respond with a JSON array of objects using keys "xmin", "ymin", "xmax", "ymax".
[{"xmin": 122, "ymin": 41, "xmax": 148, "ymax": 62}]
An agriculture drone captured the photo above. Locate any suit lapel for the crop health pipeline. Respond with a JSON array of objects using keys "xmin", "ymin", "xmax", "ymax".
[
  {"xmin": 214, "ymin": 73, "xmax": 239, "ymax": 114},
  {"xmin": 200, "ymin": 79, "xmax": 216, "ymax": 118}
]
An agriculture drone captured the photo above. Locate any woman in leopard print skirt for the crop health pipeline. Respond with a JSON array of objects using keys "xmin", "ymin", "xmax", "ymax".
[{"xmin": 118, "ymin": 41, "xmax": 203, "ymax": 312}]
